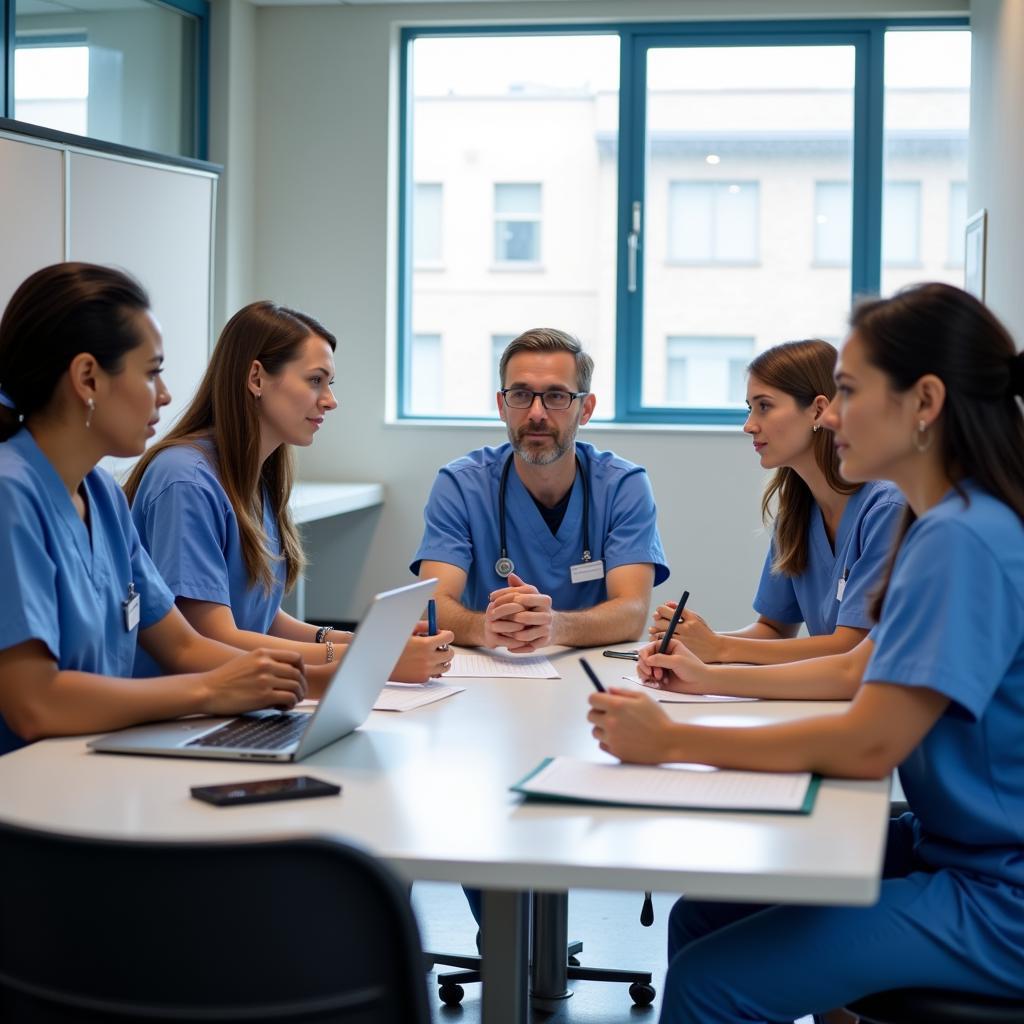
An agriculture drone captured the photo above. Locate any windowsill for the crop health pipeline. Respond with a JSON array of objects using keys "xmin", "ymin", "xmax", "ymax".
[
  {"xmin": 413, "ymin": 262, "xmax": 445, "ymax": 272},
  {"xmin": 489, "ymin": 262, "xmax": 545, "ymax": 273},
  {"xmin": 384, "ymin": 416, "xmax": 742, "ymax": 436},
  {"xmin": 664, "ymin": 260, "xmax": 761, "ymax": 269}
]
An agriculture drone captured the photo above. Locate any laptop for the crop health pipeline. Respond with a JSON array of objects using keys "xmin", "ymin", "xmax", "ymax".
[{"xmin": 89, "ymin": 578, "xmax": 437, "ymax": 762}]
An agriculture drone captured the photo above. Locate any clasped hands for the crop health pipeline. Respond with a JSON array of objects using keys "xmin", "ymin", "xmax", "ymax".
[{"xmin": 483, "ymin": 572, "xmax": 554, "ymax": 653}]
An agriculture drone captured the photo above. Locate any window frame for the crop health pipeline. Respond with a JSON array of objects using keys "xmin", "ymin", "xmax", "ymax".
[
  {"xmin": 396, "ymin": 16, "xmax": 969, "ymax": 426},
  {"xmin": 2, "ymin": 0, "xmax": 210, "ymax": 162}
]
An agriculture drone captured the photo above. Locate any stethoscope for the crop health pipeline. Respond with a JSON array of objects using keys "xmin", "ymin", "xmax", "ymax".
[{"xmin": 495, "ymin": 451, "xmax": 592, "ymax": 579}]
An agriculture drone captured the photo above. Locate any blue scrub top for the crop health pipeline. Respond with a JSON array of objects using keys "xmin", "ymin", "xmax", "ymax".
[
  {"xmin": 753, "ymin": 479, "xmax": 904, "ymax": 635},
  {"xmin": 0, "ymin": 428, "xmax": 174, "ymax": 755},
  {"xmin": 866, "ymin": 482, "xmax": 1024, "ymax": 888},
  {"xmin": 130, "ymin": 439, "xmax": 286, "ymax": 677},
  {"xmin": 411, "ymin": 441, "xmax": 669, "ymax": 611}
]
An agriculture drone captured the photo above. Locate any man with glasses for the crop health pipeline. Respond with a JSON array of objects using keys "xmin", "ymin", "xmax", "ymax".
[{"xmin": 412, "ymin": 328, "xmax": 668, "ymax": 653}]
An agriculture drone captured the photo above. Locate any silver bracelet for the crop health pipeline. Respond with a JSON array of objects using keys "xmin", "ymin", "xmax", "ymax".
[
  {"xmin": 315, "ymin": 625, "xmax": 332, "ymax": 644},
  {"xmin": 324, "ymin": 640, "xmax": 336, "ymax": 664}
]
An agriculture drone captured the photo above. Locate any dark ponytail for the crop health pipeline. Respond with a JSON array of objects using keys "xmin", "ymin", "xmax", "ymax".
[
  {"xmin": 853, "ymin": 283, "xmax": 1024, "ymax": 620},
  {"xmin": 0, "ymin": 262, "xmax": 150, "ymax": 441}
]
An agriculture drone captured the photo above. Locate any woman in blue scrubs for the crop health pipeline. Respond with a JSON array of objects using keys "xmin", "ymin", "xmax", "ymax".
[
  {"xmin": 590, "ymin": 282, "xmax": 1024, "ymax": 1023},
  {"xmin": 123, "ymin": 302, "xmax": 453, "ymax": 694},
  {"xmin": 652, "ymin": 339, "xmax": 904, "ymax": 666},
  {"xmin": 0, "ymin": 263, "xmax": 306, "ymax": 756}
]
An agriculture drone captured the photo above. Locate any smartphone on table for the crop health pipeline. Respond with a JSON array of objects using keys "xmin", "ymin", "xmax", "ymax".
[{"xmin": 190, "ymin": 776, "xmax": 341, "ymax": 807}]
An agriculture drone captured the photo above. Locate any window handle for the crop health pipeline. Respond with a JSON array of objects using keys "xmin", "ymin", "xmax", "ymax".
[{"xmin": 627, "ymin": 200, "xmax": 642, "ymax": 293}]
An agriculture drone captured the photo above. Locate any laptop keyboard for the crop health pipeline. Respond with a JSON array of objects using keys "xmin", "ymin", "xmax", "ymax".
[{"xmin": 187, "ymin": 712, "xmax": 310, "ymax": 751}]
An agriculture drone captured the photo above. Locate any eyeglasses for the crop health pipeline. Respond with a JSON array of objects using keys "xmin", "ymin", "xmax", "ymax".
[{"xmin": 500, "ymin": 388, "xmax": 588, "ymax": 411}]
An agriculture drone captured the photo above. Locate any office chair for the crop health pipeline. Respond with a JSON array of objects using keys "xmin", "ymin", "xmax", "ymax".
[
  {"xmin": 848, "ymin": 989, "xmax": 1024, "ymax": 1023},
  {"xmin": 427, "ymin": 890, "xmax": 656, "ymax": 1010},
  {"xmin": 0, "ymin": 820, "xmax": 431, "ymax": 1024}
]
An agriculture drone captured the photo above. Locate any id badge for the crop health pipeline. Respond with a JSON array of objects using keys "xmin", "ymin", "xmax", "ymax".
[
  {"xmin": 836, "ymin": 577, "xmax": 847, "ymax": 602},
  {"xmin": 570, "ymin": 559, "xmax": 605, "ymax": 584},
  {"xmin": 123, "ymin": 583, "xmax": 141, "ymax": 632}
]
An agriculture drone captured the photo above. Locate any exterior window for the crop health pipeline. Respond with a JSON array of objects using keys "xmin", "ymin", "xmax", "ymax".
[
  {"xmin": 409, "ymin": 333, "xmax": 443, "ymax": 416},
  {"xmin": 947, "ymin": 181, "xmax": 968, "ymax": 267},
  {"xmin": 814, "ymin": 182, "xmax": 852, "ymax": 266},
  {"xmin": 494, "ymin": 183, "xmax": 541, "ymax": 263},
  {"xmin": 491, "ymin": 333, "xmax": 515, "ymax": 389},
  {"xmin": 13, "ymin": 44, "xmax": 89, "ymax": 137},
  {"xmin": 413, "ymin": 183, "xmax": 443, "ymax": 265},
  {"xmin": 882, "ymin": 181, "xmax": 921, "ymax": 266},
  {"xmin": 668, "ymin": 181, "xmax": 759, "ymax": 264},
  {"xmin": 665, "ymin": 337, "xmax": 755, "ymax": 407}
]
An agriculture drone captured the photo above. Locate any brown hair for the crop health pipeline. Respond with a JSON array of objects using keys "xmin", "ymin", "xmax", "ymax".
[
  {"xmin": 849, "ymin": 283, "xmax": 1024, "ymax": 621},
  {"xmin": 124, "ymin": 302, "xmax": 336, "ymax": 594},
  {"xmin": 498, "ymin": 328, "xmax": 594, "ymax": 393},
  {"xmin": 751, "ymin": 339, "xmax": 859, "ymax": 578},
  {"xmin": 0, "ymin": 263, "xmax": 149, "ymax": 441}
]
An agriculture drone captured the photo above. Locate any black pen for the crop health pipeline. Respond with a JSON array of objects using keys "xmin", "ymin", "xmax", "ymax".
[
  {"xmin": 579, "ymin": 657, "xmax": 606, "ymax": 692},
  {"xmin": 658, "ymin": 590, "xmax": 691, "ymax": 655},
  {"xmin": 602, "ymin": 649, "xmax": 639, "ymax": 661}
]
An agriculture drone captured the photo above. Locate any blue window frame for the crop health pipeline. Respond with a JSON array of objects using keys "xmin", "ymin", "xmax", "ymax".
[
  {"xmin": 1, "ymin": 0, "xmax": 209, "ymax": 161},
  {"xmin": 397, "ymin": 17, "xmax": 968, "ymax": 425}
]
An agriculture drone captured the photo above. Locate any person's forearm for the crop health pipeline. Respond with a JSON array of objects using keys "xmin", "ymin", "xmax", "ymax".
[
  {"xmin": 434, "ymin": 593, "xmax": 487, "ymax": 646},
  {"xmin": 716, "ymin": 628, "xmax": 865, "ymax": 666},
  {"xmin": 720, "ymin": 621, "xmax": 789, "ymax": 641},
  {"xmin": 270, "ymin": 610, "xmax": 353, "ymax": 645},
  {"xmin": 659, "ymin": 712, "xmax": 889, "ymax": 779},
  {"xmin": 699, "ymin": 649, "xmax": 863, "ymax": 700},
  {"xmin": 204, "ymin": 624, "xmax": 329, "ymax": 665},
  {"xmin": 553, "ymin": 596, "xmax": 647, "ymax": 648},
  {"xmin": 9, "ymin": 671, "xmax": 208, "ymax": 742}
]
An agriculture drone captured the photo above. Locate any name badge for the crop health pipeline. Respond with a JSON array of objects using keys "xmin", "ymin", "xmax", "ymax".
[
  {"xmin": 570, "ymin": 559, "xmax": 605, "ymax": 584},
  {"xmin": 836, "ymin": 577, "xmax": 847, "ymax": 602},
  {"xmin": 123, "ymin": 583, "xmax": 141, "ymax": 632}
]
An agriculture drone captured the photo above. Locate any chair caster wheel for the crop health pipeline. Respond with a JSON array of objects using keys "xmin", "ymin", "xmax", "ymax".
[
  {"xmin": 568, "ymin": 954, "xmax": 580, "ymax": 966},
  {"xmin": 439, "ymin": 982, "xmax": 465, "ymax": 1006},
  {"xmin": 629, "ymin": 982, "xmax": 656, "ymax": 1007}
]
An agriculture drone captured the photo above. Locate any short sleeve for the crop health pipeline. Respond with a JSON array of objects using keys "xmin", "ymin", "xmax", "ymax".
[
  {"xmin": 602, "ymin": 470, "xmax": 670, "ymax": 585},
  {"xmin": 752, "ymin": 541, "xmax": 803, "ymax": 625},
  {"xmin": 136, "ymin": 479, "xmax": 233, "ymax": 606},
  {"xmin": 865, "ymin": 519, "xmax": 1024, "ymax": 720},
  {"xmin": 0, "ymin": 485, "xmax": 60, "ymax": 659},
  {"xmin": 835, "ymin": 498, "xmax": 903, "ymax": 630},
  {"xmin": 128, "ymin": 522, "xmax": 175, "ymax": 629},
  {"xmin": 410, "ymin": 469, "xmax": 474, "ymax": 576}
]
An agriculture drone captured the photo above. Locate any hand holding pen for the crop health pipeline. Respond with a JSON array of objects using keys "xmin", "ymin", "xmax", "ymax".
[{"xmin": 427, "ymin": 598, "xmax": 452, "ymax": 670}]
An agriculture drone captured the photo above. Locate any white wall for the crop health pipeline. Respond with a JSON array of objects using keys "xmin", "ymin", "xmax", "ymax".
[
  {"xmin": 234, "ymin": 0, "xmax": 968, "ymax": 625},
  {"xmin": 968, "ymin": 0, "xmax": 1024, "ymax": 345}
]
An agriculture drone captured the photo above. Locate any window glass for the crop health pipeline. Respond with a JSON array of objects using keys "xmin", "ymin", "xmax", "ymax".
[
  {"xmin": 408, "ymin": 333, "xmax": 443, "ymax": 416},
  {"xmin": 405, "ymin": 34, "xmax": 619, "ymax": 418},
  {"xmin": 414, "ymin": 183, "xmax": 443, "ymax": 265},
  {"xmin": 642, "ymin": 45, "xmax": 855, "ymax": 410},
  {"xmin": 947, "ymin": 181, "xmax": 968, "ymax": 267},
  {"xmin": 881, "ymin": 30, "xmax": 970, "ymax": 296},
  {"xmin": 491, "ymin": 333, "xmax": 515, "ymax": 391},
  {"xmin": 14, "ymin": 0, "xmax": 200, "ymax": 158}
]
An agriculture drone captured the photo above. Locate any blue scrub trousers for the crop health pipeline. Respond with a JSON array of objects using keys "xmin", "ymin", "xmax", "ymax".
[{"xmin": 660, "ymin": 815, "xmax": 1024, "ymax": 1024}]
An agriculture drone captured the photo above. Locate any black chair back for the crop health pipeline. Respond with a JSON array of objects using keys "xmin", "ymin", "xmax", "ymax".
[{"xmin": 0, "ymin": 821, "xmax": 430, "ymax": 1023}]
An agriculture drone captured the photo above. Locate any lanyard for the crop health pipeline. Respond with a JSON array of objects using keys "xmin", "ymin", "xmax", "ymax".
[{"xmin": 495, "ymin": 451, "xmax": 591, "ymax": 579}]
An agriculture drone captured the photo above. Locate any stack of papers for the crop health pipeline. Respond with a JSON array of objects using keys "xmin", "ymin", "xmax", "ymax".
[
  {"xmin": 620, "ymin": 674, "xmax": 757, "ymax": 704},
  {"xmin": 295, "ymin": 681, "xmax": 464, "ymax": 714},
  {"xmin": 444, "ymin": 650, "xmax": 560, "ymax": 679},
  {"xmin": 512, "ymin": 756, "xmax": 818, "ymax": 813}
]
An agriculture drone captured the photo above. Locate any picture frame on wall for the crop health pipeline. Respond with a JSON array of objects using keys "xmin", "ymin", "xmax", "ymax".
[{"xmin": 964, "ymin": 208, "xmax": 987, "ymax": 301}]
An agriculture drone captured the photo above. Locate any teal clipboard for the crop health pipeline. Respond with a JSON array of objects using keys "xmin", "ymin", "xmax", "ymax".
[{"xmin": 510, "ymin": 757, "xmax": 822, "ymax": 815}]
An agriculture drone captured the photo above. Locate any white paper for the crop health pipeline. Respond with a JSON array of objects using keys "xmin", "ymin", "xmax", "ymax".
[
  {"xmin": 521, "ymin": 756, "xmax": 812, "ymax": 812},
  {"xmin": 619, "ymin": 675, "xmax": 757, "ymax": 703},
  {"xmin": 294, "ymin": 681, "xmax": 465, "ymax": 713},
  {"xmin": 444, "ymin": 651, "xmax": 560, "ymax": 679}
]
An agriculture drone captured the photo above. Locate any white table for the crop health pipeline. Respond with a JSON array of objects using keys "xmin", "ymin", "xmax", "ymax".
[
  {"xmin": 287, "ymin": 481, "xmax": 384, "ymax": 620},
  {"xmin": 0, "ymin": 648, "xmax": 889, "ymax": 1022}
]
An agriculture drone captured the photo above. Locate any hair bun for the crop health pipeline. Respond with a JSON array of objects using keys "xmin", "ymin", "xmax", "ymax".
[{"xmin": 1010, "ymin": 351, "xmax": 1024, "ymax": 398}]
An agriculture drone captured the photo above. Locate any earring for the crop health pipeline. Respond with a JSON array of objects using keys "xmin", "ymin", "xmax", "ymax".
[
  {"xmin": 85, "ymin": 397, "xmax": 95, "ymax": 430},
  {"xmin": 913, "ymin": 419, "xmax": 933, "ymax": 453},
  {"xmin": 812, "ymin": 423, "xmax": 820, "ymax": 433}
]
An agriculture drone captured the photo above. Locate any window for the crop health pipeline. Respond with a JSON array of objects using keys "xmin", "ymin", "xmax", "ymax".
[
  {"xmin": 668, "ymin": 182, "xmax": 759, "ymax": 264},
  {"xmin": 399, "ymin": 21, "xmax": 969, "ymax": 423},
  {"xmin": 882, "ymin": 182, "xmax": 921, "ymax": 266},
  {"xmin": 494, "ymin": 184, "xmax": 541, "ymax": 264},
  {"xmin": 665, "ymin": 337, "xmax": 755, "ymax": 407},
  {"xmin": 948, "ymin": 181, "xmax": 967, "ymax": 267},
  {"xmin": 408, "ymin": 333, "xmax": 443, "ymax": 416},
  {"xmin": 492, "ymin": 333, "xmax": 515, "ymax": 389},
  {"xmin": 814, "ymin": 182, "xmax": 853, "ymax": 266},
  {"xmin": 10, "ymin": 0, "xmax": 206, "ymax": 159},
  {"xmin": 414, "ymin": 183, "xmax": 443, "ymax": 265}
]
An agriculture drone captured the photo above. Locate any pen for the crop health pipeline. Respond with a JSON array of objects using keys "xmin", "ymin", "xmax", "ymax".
[
  {"xmin": 427, "ymin": 598, "xmax": 437, "ymax": 636},
  {"xmin": 579, "ymin": 657, "xmax": 606, "ymax": 692},
  {"xmin": 658, "ymin": 590, "xmax": 691, "ymax": 655},
  {"xmin": 602, "ymin": 649, "xmax": 639, "ymax": 661}
]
